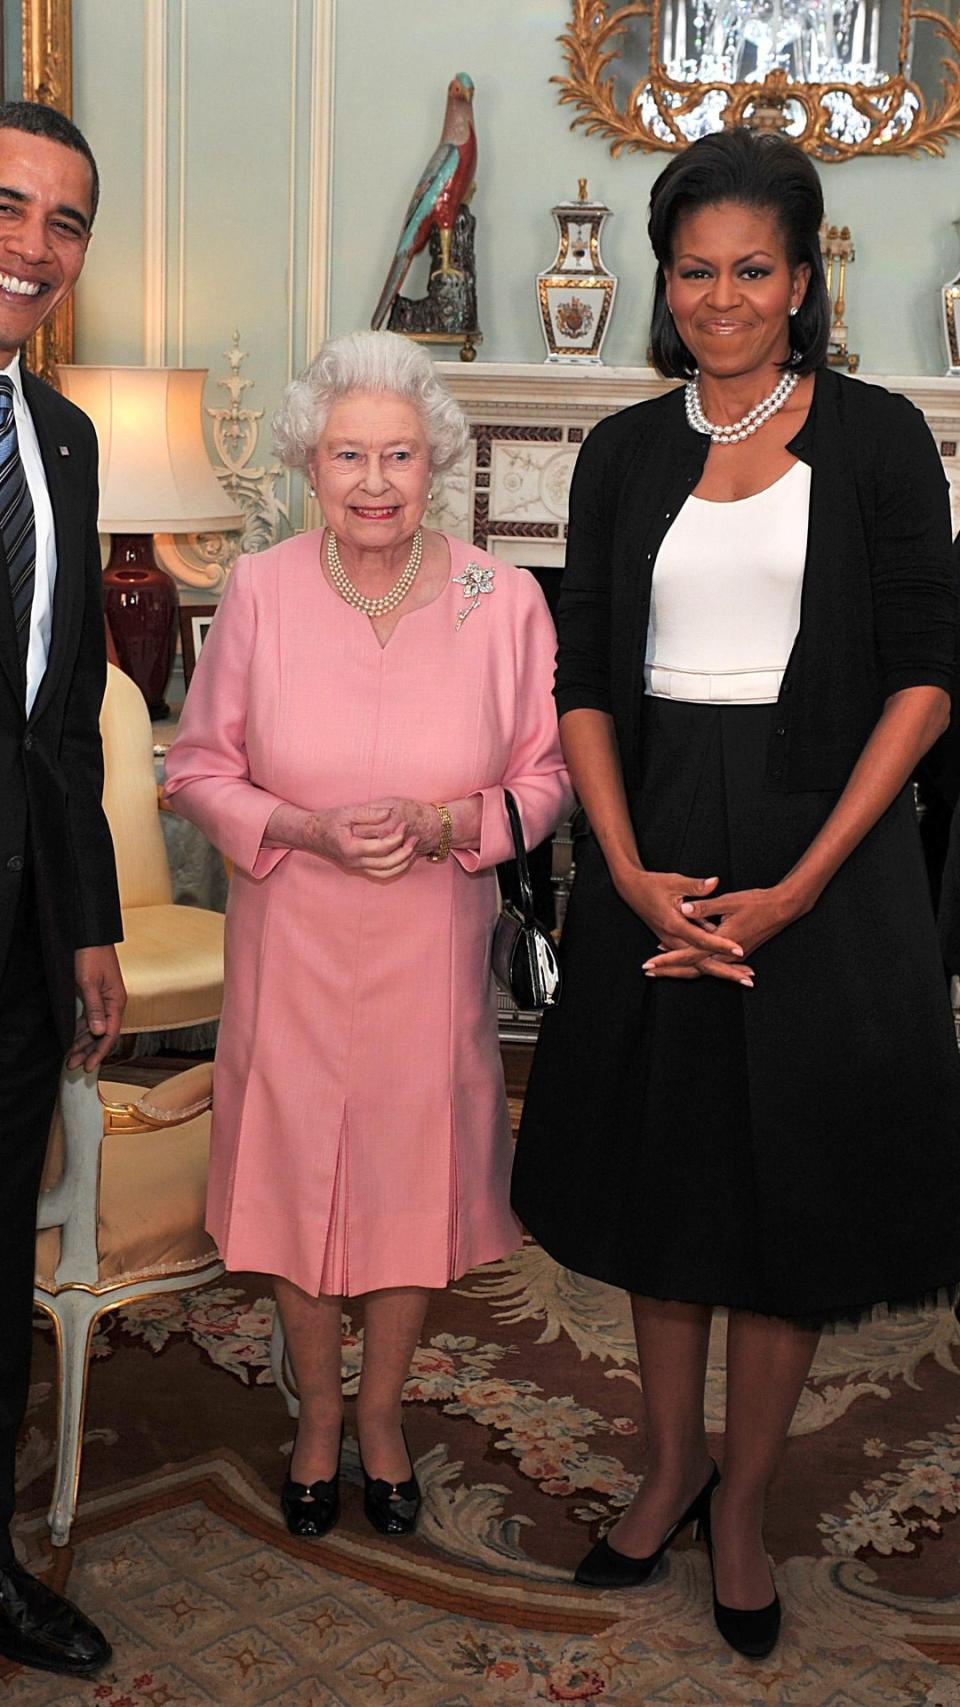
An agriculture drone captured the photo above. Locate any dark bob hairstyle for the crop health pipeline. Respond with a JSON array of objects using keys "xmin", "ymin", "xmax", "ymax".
[{"xmin": 648, "ymin": 127, "xmax": 831, "ymax": 379}]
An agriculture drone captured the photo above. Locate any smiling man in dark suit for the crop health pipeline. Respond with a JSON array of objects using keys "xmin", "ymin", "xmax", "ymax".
[{"xmin": 0, "ymin": 103, "xmax": 124, "ymax": 1680}]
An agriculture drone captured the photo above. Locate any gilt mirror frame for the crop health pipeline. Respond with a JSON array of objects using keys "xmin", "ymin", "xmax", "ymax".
[
  {"xmin": 21, "ymin": 0, "xmax": 73, "ymax": 381},
  {"xmin": 557, "ymin": 0, "xmax": 960, "ymax": 160}
]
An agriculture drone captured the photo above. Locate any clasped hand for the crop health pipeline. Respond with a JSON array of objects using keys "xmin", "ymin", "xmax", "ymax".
[
  {"xmin": 618, "ymin": 868, "xmax": 803, "ymax": 986},
  {"xmin": 301, "ymin": 798, "xmax": 439, "ymax": 879}
]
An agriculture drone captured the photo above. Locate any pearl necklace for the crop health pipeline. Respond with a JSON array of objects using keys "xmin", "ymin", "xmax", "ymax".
[
  {"xmin": 685, "ymin": 370, "xmax": 798, "ymax": 444},
  {"xmin": 326, "ymin": 527, "xmax": 423, "ymax": 617}
]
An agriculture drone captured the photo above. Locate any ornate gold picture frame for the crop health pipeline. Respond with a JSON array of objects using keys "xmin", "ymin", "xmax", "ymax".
[
  {"xmin": 557, "ymin": 0, "xmax": 960, "ymax": 160},
  {"xmin": 22, "ymin": 0, "xmax": 73, "ymax": 381}
]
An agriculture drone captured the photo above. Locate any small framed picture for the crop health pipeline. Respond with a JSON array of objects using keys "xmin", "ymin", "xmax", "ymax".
[{"xmin": 178, "ymin": 604, "xmax": 218, "ymax": 690}]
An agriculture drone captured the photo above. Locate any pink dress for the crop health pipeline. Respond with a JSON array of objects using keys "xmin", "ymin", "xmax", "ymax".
[{"xmin": 164, "ymin": 532, "xmax": 572, "ymax": 1296}]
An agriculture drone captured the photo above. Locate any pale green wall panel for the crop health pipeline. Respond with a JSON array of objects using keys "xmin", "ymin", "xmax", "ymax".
[
  {"xmin": 821, "ymin": 151, "xmax": 960, "ymax": 378},
  {"xmin": 330, "ymin": 0, "xmax": 650, "ymax": 363},
  {"xmin": 3, "ymin": 0, "xmax": 21, "ymax": 99},
  {"xmin": 176, "ymin": 0, "xmax": 296, "ymax": 381},
  {"xmin": 331, "ymin": 0, "xmax": 960, "ymax": 376},
  {"xmin": 62, "ymin": 1, "xmax": 960, "ymax": 385},
  {"xmin": 73, "ymin": 0, "xmax": 315, "ymax": 532},
  {"xmin": 72, "ymin": 0, "xmax": 146, "ymax": 365},
  {"xmin": 170, "ymin": 0, "xmax": 307, "ymax": 527}
]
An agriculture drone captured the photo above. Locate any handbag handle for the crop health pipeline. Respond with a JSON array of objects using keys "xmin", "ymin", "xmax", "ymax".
[{"xmin": 503, "ymin": 790, "xmax": 536, "ymax": 928}]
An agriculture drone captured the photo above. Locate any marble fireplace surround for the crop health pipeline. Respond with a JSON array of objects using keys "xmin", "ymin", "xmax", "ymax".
[{"xmin": 429, "ymin": 364, "xmax": 960, "ymax": 567}]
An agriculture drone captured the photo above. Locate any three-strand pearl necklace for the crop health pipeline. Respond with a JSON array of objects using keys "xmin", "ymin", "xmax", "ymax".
[
  {"xmin": 685, "ymin": 370, "xmax": 798, "ymax": 445},
  {"xmin": 326, "ymin": 526, "xmax": 423, "ymax": 617}
]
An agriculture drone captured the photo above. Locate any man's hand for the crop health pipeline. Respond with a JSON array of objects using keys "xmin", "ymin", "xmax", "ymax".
[{"xmin": 68, "ymin": 945, "xmax": 126, "ymax": 1072}]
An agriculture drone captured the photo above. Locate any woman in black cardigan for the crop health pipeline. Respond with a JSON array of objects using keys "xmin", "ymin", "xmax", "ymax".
[{"xmin": 512, "ymin": 129, "xmax": 960, "ymax": 1660}]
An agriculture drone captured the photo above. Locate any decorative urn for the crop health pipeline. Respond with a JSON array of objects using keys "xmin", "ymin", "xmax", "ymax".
[{"xmin": 536, "ymin": 180, "xmax": 617, "ymax": 365}]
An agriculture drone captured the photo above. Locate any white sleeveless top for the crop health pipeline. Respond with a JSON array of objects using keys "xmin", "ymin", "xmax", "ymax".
[{"xmin": 644, "ymin": 459, "xmax": 811, "ymax": 704}]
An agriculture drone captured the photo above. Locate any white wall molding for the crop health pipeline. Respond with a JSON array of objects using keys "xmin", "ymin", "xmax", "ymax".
[
  {"xmin": 177, "ymin": 0, "xmax": 188, "ymax": 366},
  {"xmin": 143, "ymin": 0, "xmax": 167, "ymax": 365},
  {"xmin": 155, "ymin": 331, "xmax": 291, "ymax": 595},
  {"xmin": 435, "ymin": 362, "xmax": 960, "ymax": 426},
  {"xmin": 428, "ymin": 363, "xmax": 960, "ymax": 561},
  {"xmin": 306, "ymin": 0, "xmax": 335, "ymax": 363},
  {"xmin": 303, "ymin": 0, "xmax": 336, "ymax": 533},
  {"xmin": 286, "ymin": 0, "xmax": 300, "ymax": 388}
]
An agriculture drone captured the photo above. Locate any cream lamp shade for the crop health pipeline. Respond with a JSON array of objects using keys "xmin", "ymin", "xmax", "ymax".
[
  {"xmin": 56, "ymin": 365, "xmax": 243, "ymax": 722},
  {"xmin": 57, "ymin": 365, "xmax": 243, "ymax": 533}
]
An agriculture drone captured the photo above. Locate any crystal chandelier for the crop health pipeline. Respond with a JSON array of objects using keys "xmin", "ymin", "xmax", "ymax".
[{"xmin": 639, "ymin": 0, "xmax": 920, "ymax": 146}]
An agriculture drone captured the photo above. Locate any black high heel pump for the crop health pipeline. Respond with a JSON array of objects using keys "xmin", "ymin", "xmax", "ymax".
[
  {"xmin": 280, "ymin": 1425, "xmax": 343, "ymax": 1539},
  {"xmin": 575, "ymin": 1460, "xmax": 720, "ymax": 1589},
  {"xmin": 700, "ymin": 1491, "xmax": 781, "ymax": 1658},
  {"xmin": 359, "ymin": 1425, "xmax": 421, "ymax": 1537}
]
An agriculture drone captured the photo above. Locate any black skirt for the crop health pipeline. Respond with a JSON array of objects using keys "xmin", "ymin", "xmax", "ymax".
[{"xmin": 512, "ymin": 699, "xmax": 960, "ymax": 1327}]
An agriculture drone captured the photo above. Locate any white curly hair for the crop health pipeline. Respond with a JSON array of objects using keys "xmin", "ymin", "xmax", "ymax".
[{"xmin": 272, "ymin": 329, "xmax": 469, "ymax": 473}]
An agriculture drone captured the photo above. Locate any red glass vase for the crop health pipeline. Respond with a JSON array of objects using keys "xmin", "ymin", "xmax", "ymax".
[{"xmin": 102, "ymin": 534, "xmax": 177, "ymax": 718}]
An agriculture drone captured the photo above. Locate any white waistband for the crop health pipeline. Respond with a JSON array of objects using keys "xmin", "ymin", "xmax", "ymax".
[{"xmin": 644, "ymin": 665, "xmax": 785, "ymax": 704}]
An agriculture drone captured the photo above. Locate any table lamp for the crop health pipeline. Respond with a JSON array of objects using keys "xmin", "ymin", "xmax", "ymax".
[{"xmin": 57, "ymin": 366, "xmax": 244, "ymax": 717}]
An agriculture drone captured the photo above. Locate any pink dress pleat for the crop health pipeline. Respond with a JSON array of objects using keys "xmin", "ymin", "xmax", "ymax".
[{"xmin": 165, "ymin": 532, "xmax": 572, "ymax": 1296}]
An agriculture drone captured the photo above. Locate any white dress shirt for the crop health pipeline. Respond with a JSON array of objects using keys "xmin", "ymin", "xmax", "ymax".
[
  {"xmin": 644, "ymin": 460, "xmax": 811, "ymax": 704},
  {"xmin": 0, "ymin": 352, "xmax": 57, "ymax": 715}
]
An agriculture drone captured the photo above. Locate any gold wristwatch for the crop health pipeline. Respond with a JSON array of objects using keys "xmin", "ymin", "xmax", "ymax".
[{"xmin": 428, "ymin": 803, "xmax": 453, "ymax": 863}]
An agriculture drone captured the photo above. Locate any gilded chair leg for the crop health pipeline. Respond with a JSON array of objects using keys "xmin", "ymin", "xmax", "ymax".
[
  {"xmin": 269, "ymin": 1309, "xmax": 300, "ymax": 1419},
  {"xmin": 46, "ymin": 1290, "xmax": 101, "ymax": 1548}
]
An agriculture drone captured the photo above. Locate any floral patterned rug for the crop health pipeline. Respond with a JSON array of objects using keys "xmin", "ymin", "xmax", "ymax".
[{"xmin": 7, "ymin": 1243, "xmax": 960, "ymax": 1705}]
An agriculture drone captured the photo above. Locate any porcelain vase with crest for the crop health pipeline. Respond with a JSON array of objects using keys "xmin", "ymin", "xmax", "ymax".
[{"xmin": 537, "ymin": 180, "xmax": 617, "ymax": 365}]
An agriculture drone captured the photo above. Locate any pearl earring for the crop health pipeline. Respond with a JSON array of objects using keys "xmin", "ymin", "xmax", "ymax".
[
  {"xmin": 308, "ymin": 485, "xmax": 316, "ymax": 497},
  {"xmin": 789, "ymin": 306, "xmax": 799, "ymax": 317}
]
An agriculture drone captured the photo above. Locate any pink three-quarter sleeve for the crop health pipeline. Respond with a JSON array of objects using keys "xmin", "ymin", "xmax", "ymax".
[
  {"xmin": 453, "ymin": 574, "xmax": 574, "ymax": 873},
  {"xmin": 163, "ymin": 557, "xmax": 290, "ymax": 878}
]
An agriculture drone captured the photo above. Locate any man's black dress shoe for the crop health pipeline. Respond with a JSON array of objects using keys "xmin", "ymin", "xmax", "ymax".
[
  {"xmin": 575, "ymin": 1461, "xmax": 720, "ymax": 1588},
  {"xmin": 0, "ymin": 1562, "xmax": 111, "ymax": 1678}
]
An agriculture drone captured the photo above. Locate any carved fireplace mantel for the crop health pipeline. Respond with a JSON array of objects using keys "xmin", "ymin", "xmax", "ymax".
[{"xmin": 428, "ymin": 363, "xmax": 960, "ymax": 566}]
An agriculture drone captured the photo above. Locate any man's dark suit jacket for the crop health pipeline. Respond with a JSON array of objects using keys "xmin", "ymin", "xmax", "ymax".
[{"xmin": 0, "ymin": 366, "xmax": 121, "ymax": 1048}]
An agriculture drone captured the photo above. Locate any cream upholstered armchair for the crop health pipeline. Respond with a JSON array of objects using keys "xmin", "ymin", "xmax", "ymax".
[
  {"xmin": 33, "ymin": 663, "xmax": 228, "ymax": 1545},
  {"xmin": 35, "ymin": 1065, "xmax": 224, "ymax": 1546},
  {"xmin": 100, "ymin": 662, "xmax": 224, "ymax": 1037}
]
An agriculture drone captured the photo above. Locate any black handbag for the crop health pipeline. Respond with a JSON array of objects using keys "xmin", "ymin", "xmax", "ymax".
[{"xmin": 492, "ymin": 791, "xmax": 562, "ymax": 1012}]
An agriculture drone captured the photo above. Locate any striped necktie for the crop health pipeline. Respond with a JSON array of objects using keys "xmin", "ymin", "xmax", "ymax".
[{"xmin": 0, "ymin": 376, "xmax": 36, "ymax": 673}]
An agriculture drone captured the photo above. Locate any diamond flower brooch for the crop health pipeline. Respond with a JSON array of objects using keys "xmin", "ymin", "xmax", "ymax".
[{"xmin": 453, "ymin": 562, "xmax": 495, "ymax": 631}]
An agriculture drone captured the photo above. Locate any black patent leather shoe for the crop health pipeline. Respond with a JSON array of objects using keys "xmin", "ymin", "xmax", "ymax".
[
  {"xmin": 281, "ymin": 1427, "xmax": 342, "ymax": 1538},
  {"xmin": 0, "ymin": 1563, "xmax": 111, "ymax": 1678},
  {"xmin": 575, "ymin": 1461, "xmax": 720, "ymax": 1589},
  {"xmin": 360, "ymin": 1428, "xmax": 421, "ymax": 1537},
  {"xmin": 701, "ymin": 1493, "xmax": 782, "ymax": 1658}
]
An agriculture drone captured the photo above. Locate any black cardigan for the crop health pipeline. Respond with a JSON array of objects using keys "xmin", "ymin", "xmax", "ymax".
[{"xmin": 555, "ymin": 366, "xmax": 957, "ymax": 794}]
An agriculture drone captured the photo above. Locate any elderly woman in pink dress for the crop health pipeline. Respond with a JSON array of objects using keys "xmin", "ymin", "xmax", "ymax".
[{"xmin": 165, "ymin": 329, "xmax": 571, "ymax": 1542}]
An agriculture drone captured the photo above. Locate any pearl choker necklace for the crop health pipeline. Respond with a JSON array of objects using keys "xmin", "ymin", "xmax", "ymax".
[
  {"xmin": 685, "ymin": 370, "xmax": 798, "ymax": 444},
  {"xmin": 326, "ymin": 527, "xmax": 423, "ymax": 617}
]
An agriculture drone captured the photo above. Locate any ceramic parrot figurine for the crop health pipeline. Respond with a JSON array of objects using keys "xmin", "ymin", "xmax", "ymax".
[{"xmin": 371, "ymin": 72, "xmax": 476, "ymax": 332}]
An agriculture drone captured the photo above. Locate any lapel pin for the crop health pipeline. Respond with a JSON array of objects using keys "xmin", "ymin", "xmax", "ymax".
[{"xmin": 58, "ymin": 445, "xmax": 70, "ymax": 456}]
